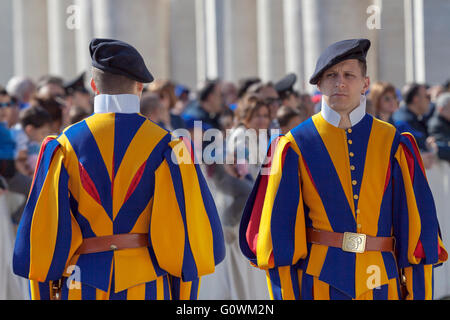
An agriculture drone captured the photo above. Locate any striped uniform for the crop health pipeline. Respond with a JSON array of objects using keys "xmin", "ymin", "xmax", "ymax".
[
  {"xmin": 240, "ymin": 113, "xmax": 447, "ymax": 300},
  {"xmin": 13, "ymin": 112, "xmax": 225, "ymax": 300}
]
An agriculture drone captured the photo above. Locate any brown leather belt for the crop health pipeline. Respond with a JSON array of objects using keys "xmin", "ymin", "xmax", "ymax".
[
  {"xmin": 306, "ymin": 228, "xmax": 395, "ymax": 253},
  {"xmin": 75, "ymin": 233, "xmax": 149, "ymax": 255}
]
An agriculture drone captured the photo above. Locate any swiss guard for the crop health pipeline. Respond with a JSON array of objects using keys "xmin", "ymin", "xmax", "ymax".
[
  {"xmin": 13, "ymin": 38, "xmax": 225, "ymax": 300},
  {"xmin": 239, "ymin": 38, "xmax": 447, "ymax": 300}
]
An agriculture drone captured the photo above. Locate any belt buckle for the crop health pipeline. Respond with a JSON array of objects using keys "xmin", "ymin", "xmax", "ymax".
[{"xmin": 342, "ymin": 232, "xmax": 366, "ymax": 253}]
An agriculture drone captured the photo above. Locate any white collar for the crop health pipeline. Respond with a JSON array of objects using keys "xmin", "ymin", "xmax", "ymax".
[
  {"xmin": 321, "ymin": 95, "xmax": 367, "ymax": 128},
  {"xmin": 94, "ymin": 94, "xmax": 140, "ymax": 114}
]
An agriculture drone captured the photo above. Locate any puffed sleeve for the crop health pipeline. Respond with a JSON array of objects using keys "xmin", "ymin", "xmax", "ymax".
[
  {"xmin": 150, "ymin": 137, "xmax": 225, "ymax": 288},
  {"xmin": 239, "ymin": 135, "xmax": 307, "ymax": 299},
  {"xmin": 392, "ymin": 132, "xmax": 448, "ymax": 300},
  {"xmin": 13, "ymin": 137, "xmax": 83, "ymax": 299}
]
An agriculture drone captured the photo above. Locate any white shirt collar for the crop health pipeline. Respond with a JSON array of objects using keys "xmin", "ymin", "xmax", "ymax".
[
  {"xmin": 94, "ymin": 94, "xmax": 140, "ymax": 114},
  {"xmin": 321, "ymin": 95, "xmax": 367, "ymax": 128}
]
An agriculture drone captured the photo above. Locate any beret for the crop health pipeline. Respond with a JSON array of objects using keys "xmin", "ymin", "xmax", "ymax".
[
  {"xmin": 90, "ymin": 38, "xmax": 154, "ymax": 83},
  {"xmin": 275, "ymin": 73, "xmax": 297, "ymax": 95},
  {"xmin": 310, "ymin": 39, "xmax": 371, "ymax": 85}
]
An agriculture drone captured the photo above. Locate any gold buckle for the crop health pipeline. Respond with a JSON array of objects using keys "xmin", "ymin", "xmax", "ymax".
[{"xmin": 342, "ymin": 232, "xmax": 366, "ymax": 253}]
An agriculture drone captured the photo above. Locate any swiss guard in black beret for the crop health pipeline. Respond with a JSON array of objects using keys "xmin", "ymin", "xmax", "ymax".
[
  {"xmin": 89, "ymin": 38, "xmax": 154, "ymax": 83},
  {"xmin": 309, "ymin": 38, "xmax": 370, "ymax": 85},
  {"xmin": 275, "ymin": 73, "xmax": 300, "ymax": 109}
]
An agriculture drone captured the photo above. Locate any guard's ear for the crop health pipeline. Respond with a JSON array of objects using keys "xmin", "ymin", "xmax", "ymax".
[{"xmin": 362, "ymin": 76, "xmax": 370, "ymax": 95}]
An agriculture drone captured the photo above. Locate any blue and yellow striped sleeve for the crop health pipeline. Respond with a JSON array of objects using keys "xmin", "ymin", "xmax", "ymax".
[
  {"xmin": 239, "ymin": 135, "xmax": 307, "ymax": 299},
  {"xmin": 13, "ymin": 136, "xmax": 83, "ymax": 297},
  {"xmin": 393, "ymin": 132, "xmax": 448, "ymax": 300},
  {"xmin": 150, "ymin": 137, "xmax": 225, "ymax": 285}
]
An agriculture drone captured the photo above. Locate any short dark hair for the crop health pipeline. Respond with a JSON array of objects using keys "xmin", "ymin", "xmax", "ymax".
[
  {"xmin": 32, "ymin": 98, "xmax": 63, "ymax": 123},
  {"xmin": 91, "ymin": 67, "xmax": 138, "ymax": 94},
  {"xmin": 19, "ymin": 106, "xmax": 52, "ymax": 129},
  {"xmin": 199, "ymin": 79, "xmax": 219, "ymax": 102},
  {"xmin": 276, "ymin": 106, "xmax": 301, "ymax": 127},
  {"xmin": 402, "ymin": 83, "xmax": 424, "ymax": 105},
  {"xmin": 359, "ymin": 60, "xmax": 367, "ymax": 77}
]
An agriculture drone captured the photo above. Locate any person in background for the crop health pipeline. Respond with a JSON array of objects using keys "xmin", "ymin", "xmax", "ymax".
[
  {"xmin": 148, "ymin": 80, "xmax": 186, "ymax": 130},
  {"xmin": 5, "ymin": 77, "xmax": 36, "ymax": 110},
  {"xmin": 32, "ymin": 97, "xmax": 64, "ymax": 135},
  {"xmin": 222, "ymin": 81, "xmax": 238, "ymax": 108},
  {"xmin": 64, "ymin": 72, "xmax": 93, "ymax": 115},
  {"xmin": 276, "ymin": 105, "xmax": 306, "ymax": 135},
  {"xmin": 172, "ymin": 84, "xmax": 191, "ymax": 116},
  {"xmin": 368, "ymin": 81, "xmax": 399, "ymax": 124},
  {"xmin": 140, "ymin": 91, "xmax": 164, "ymax": 124},
  {"xmin": 18, "ymin": 106, "xmax": 53, "ymax": 175},
  {"xmin": 428, "ymin": 92, "xmax": 450, "ymax": 163},
  {"xmin": 36, "ymin": 75, "xmax": 66, "ymax": 101},
  {"xmin": 246, "ymin": 82, "xmax": 281, "ymax": 129},
  {"xmin": 274, "ymin": 73, "xmax": 300, "ymax": 110},
  {"xmin": 393, "ymin": 83, "xmax": 435, "ymax": 168}
]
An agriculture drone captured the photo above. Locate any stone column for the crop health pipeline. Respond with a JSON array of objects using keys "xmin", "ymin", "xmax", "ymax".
[
  {"xmin": 220, "ymin": 0, "xmax": 259, "ymax": 84},
  {"xmin": 169, "ymin": 0, "xmax": 198, "ymax": 89},
  {"xmin": 195, "ymin": 0, "xmax": 220, "ymax": 84},
  {"xmin": 422, "ymin": 0, "xmax": 450, "ymax": 85},
  {"xmin": 283, "ymin": 0, "xmax": 304, "ymax": 90},
  {"xmin": 74, "ymin": 0, "xmax": 94, "ymax": 76},
  {"xmin": 375, "ymin": 0, "xmax": 406, "ymax": 89},
  {"xmin": 0, "ymin": 0, "xmax": 14, "ymax": 85},
  {"xmin": 47, "ymin": 0, "xmax": 77, "ymax": 80},
  {"xmin": 92, "ymin": 0, "xmax": 170, "ymax": 80},
  {"xmin": 12, "ymin": 0, "xmax": 49, "ymax": 81},
  {"xmin": 257, "ymin": 0, "xmax": 285, "ymax": 82}
]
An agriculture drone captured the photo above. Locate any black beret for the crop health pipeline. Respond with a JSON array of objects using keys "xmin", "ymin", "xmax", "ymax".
[
  {"xmin": 309, "ymin": 38, "xmax": 371, "ymax": 85},
  {"xmin": 89, "ymin": 38, "xmax": 154, "ymax": 83},
  {"xmin": 64, "ymin": 72, "xmax": 88, "ymax": 95},
  {"xmin": 275, "ymin": 73, "xmax": 297, "ymax": 96}
]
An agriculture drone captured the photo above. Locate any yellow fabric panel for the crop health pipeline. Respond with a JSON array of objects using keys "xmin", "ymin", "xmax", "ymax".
[
  {"xmin": 66, "ymin": 214, "xmax": 83, "ymax": 268},
  {"xmin": 424, "ymin": 264, "xmax": 433, "ymax": 300},
  {"xmin": 29, "ymin": 280, "xmax": 40, "ymax": 300},
  {"xmin": 156, "ymin": 277, "xmax": 165, "ymax": 300},
  {"xmin": 67, "ymin": 281, "xmax": 82, "ymax": 300},
  {"xmin": 278, "ymin": 266, "xmax": 295, "ymax": 300},
  {"xmin": 84, "ymin": 114, "xmax": 115, "ymax": 180},
  {"xmin": 177, "ymin": 279, "xmax": 194, "ymax": 300},
  {"xmin": 265, "ymin": 271, "xmax": 274, "ymax": 300},
  {"xmin": 358, "ymin": 119, "xmax": 395, "ymax": 237},
  {"xmin": 296, "ymin": 141, "xmax": 332, "ymax": 233},
  {"xmin": 403, "ymin": 266, "xmax": 414, "ymax": 300},
  {"xmin": 312, "ymin": 114, "xmax": 355, "ymax": 216},
  {"xmin": 113, "ymin": 120, "xmax": 166, "ymax": 219},
  {"xmin": 313, "ymin": 277, "xmax": 330, "ymax": 300},
  {"xmin": 113, "ymin": 247, "xmax": 157, "ymax": 293},
  {"xmin": 355, "ymin": 251, "xmax": 391, "ymax": 298},
  {"xmin": 305, "ymin": 244, "xmax": 328, "ymax": 277},
  {"xmin": 28, "ymin": 148, "xmax": 65, "ymax": 281},
  {"xmin": 151, "ymin": 160, "xmax": 185, "ymax": 277},
  {"xmin": 174, "ymin": 139, "xmax": 216, "ymax": 276},
  {"xmin": 126, "ymin": 283, "xmax": 146, "ymax": 300},
  {"xmin": 130, "ymin": 198, "xmax": 153, "ymax": 234},
  {"xmin": 286, "ymin": 136, "xmax": 308, "ymax": 265},
  {"xmin": 58, "ymin": 134, "xmax": 112, "ymax": 237},
  {"xmin": 257, "ymin": 136, "xmax": 291, "ymax": 268},
  {"xmin": 394, "ymin": 147, "xmax": 422, "ymax": 264}
]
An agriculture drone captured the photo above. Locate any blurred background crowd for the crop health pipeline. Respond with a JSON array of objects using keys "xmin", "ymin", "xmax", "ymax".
[{"xmin": 1, "ymin": 70, "xmax": 449, "ymax": 299}]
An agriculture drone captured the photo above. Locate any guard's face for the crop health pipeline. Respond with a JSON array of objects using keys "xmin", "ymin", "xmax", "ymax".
[{"xmin": 317, "ymin": 59, "xmax": 370, "ymax": 114}]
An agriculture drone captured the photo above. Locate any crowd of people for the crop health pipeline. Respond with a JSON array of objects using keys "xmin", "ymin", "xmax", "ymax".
[{"xmin": 1, "ymin": 69, "xmax": 450, "ymax": 299}]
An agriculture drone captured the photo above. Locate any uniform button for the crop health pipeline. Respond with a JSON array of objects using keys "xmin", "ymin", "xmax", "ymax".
[
  {"xmin": 348, "ymin": 140, "xmax": 353, "ymax": 145},
  {"xmin": 352, "ymin": 180, "xmax": 357, "ymax": 185},
  {"xmin": 348, "ymin": 129, "xmax": 352, "ymax": 134},
  {"xmin": 350, "ymin": 165, "xmax": 355, "ymax": 171},
  {"xmin": 356, "ymin": 209, "xmax": 361, "ymax": 214},
  {"xmin": 354, "ymin": 194, "xmax": 359, "ymax": 200},
  {"xmin": 349, "ymin": 152, "xmax": 354, "ymax": 157}
]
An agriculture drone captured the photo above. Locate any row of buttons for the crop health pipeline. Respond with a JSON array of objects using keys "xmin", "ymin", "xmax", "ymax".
[{"xmin": 347, "ymin": 128, "xmax": 361, "ymax": 231}]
